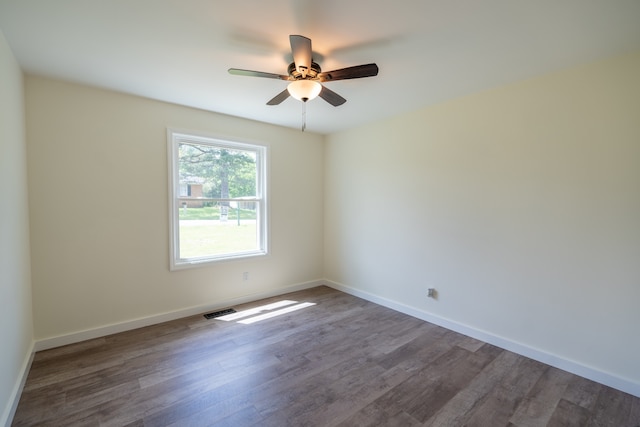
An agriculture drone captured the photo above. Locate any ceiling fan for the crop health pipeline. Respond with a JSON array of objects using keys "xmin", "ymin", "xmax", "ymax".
[{"xmin": 228, "ymin": 35, "xmax": 379, "ymax": 108}]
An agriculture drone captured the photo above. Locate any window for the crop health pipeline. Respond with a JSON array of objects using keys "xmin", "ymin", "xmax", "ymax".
[{"xmin": 168, "ymin": 130, "xmax": 267, "ymax": 269}]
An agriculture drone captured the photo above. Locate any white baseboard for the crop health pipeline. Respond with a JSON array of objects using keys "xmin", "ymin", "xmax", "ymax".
[
  {"xmin": 2, "ymin": 341, "xmax": 34, "ymax": 427},
  {"xmin": 323, "ymin": 279, "xmax": 640, "ymax": 399},
  {"xmin": 34, "ymin": 279, "xmax": 324, "ymax": 352}
]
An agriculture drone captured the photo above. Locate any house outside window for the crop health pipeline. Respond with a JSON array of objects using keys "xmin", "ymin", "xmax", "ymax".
[{"xmin": 168, "ymin": 130, "xmax": 268, "ymax": 269}]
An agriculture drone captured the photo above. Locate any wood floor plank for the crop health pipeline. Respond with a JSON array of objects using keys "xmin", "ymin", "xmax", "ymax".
[
  {"xmin": 586, "ymin": 385, "xmax": 638, "ymax": 427},
  {"xmin": 547, "ymin": 398, "xmax": 591, "ymax": 427},
  {"xmin": 257, "ymin": 356, "xmax": 408, "ymax": 426},
  {"xmin": 408, "ymin": 344, "xmax": 503, "ymax": 422},
  {"xmin": 334, "ymin": 403, "xmax": 422, "ymax": 427},
  {"xmin": 11, "ymin": 286, "xmax": 640, "ymax": 427},
  {"xmin": 369, "ymin": 344, "xmax": 501, "ymax": 423},
  {"xmin": 374, "ymin": 324, "xmax": 451, "ymax": 371},
  {"xmin": 455, "ymin": 334, "xmax": 487, "ymax": 353},
  {"xmin": 424, "ymin": 349, "xmax": 522, "ymax": 426},
  {"xmin": 508, "ymin": 366, "xmax": 573, "ymax": 427},
  {"xmin": 320, "ymin": 365, "xmax": 412, "ymax": 426},
  {"xmin": 458, "ymin": 355, "xmax": 548, "ymax": 426},
  {"xmin": 562, "ymin": 375, "xmax": 603, "ymax": 411}
]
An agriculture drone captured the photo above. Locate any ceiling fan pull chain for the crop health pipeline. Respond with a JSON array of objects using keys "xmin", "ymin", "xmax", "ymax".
[{"xmin": 301, "ymin": 101, "xmax": 306, "ymax": 132}]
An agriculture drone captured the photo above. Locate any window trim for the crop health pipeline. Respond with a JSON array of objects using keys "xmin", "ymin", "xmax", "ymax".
[{"xmin": 167, "ymin": 129, "xmax": 268, "ymax": 270}]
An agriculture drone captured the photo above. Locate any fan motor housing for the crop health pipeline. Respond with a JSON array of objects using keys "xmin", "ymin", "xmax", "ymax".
[{"xmin": 288, "ymin": 61, "xmax": 321, "ymax": 79}]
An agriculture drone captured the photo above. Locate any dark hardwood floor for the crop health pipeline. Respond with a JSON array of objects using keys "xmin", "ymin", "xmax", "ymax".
[{"xmin": 12, "ymin": 286, "xmax": 640, "ymax": 426}]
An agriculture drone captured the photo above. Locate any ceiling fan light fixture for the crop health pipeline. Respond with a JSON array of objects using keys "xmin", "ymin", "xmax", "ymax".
[{"xmin": 287, "ymin": 80, "xmax": 322, "ymax": 102}]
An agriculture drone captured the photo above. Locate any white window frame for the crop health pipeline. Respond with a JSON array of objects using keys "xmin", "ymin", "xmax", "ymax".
[{"xmin": 167, "ymin": 129, "xmax": 268, "ymax": 270}]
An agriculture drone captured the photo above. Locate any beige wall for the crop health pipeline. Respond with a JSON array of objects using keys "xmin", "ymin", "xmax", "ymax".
[
  {"xmin": 0, "ymin": 31, "xmax": 33, "ymax": 425},
  {"xmin": 26, "ymin": 76, "xmax": 324, "ymax": 341},
  {"xmin": 325, "ymin": 52, "xmax": 640, "ymax": 390}
]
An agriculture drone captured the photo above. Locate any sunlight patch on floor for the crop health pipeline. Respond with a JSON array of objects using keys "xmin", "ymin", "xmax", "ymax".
[{"xmin": 216, "ymin": 300, "xmax": 316, "ymax": 324}]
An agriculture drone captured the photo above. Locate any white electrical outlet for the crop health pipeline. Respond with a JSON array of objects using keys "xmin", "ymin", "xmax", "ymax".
[
  {"xmin": 427, "ymin": 288, "xmax": 436, "ymax": 298},
  {"xmin": 242, "ymin": 272, "xmax": 249, "ymax": 281}
]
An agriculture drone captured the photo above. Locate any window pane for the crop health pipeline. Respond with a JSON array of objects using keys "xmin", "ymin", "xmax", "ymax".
[
  {"xmin": 178, "ymin": 143, "xmax": 257, "ymax": 199},
  {"xmin": 178, "ymin": 201, "xmax": 259, "ymax": 258}
]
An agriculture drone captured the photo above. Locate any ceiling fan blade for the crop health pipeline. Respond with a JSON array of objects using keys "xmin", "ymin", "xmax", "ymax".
[
  {"xmin": 266, "ymin": 89, "xmax": 290, "ymax": 105},
  {"xmin": 228, "ymin": 68, "xmax": 291, "ymax": 80},
  {"xmin": 290, "ymin": 35, "xmax": 312, "ymax": 77},
  {"xmin": 318, "ymin": 85, "xmax": 346, "ymax": 106},
  {"xmin": 318, "ymin": 63, "xmax": 379, "ymax": 82}
]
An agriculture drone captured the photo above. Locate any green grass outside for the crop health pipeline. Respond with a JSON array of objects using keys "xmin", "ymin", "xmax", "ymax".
[{"xmin": 178, "ymin": 206, "xmax": 258, "ymax": 258}]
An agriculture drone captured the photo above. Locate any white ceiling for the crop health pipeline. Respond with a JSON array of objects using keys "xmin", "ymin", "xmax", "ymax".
[{"xmin": 1, "ymin": 1, "xmax": 640, "ymax": 134}]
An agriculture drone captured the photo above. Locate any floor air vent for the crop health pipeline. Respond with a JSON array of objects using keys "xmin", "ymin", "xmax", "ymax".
[{"xmin": 204, "ymin": 308, "xmax": 236, "ymax": 319}]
